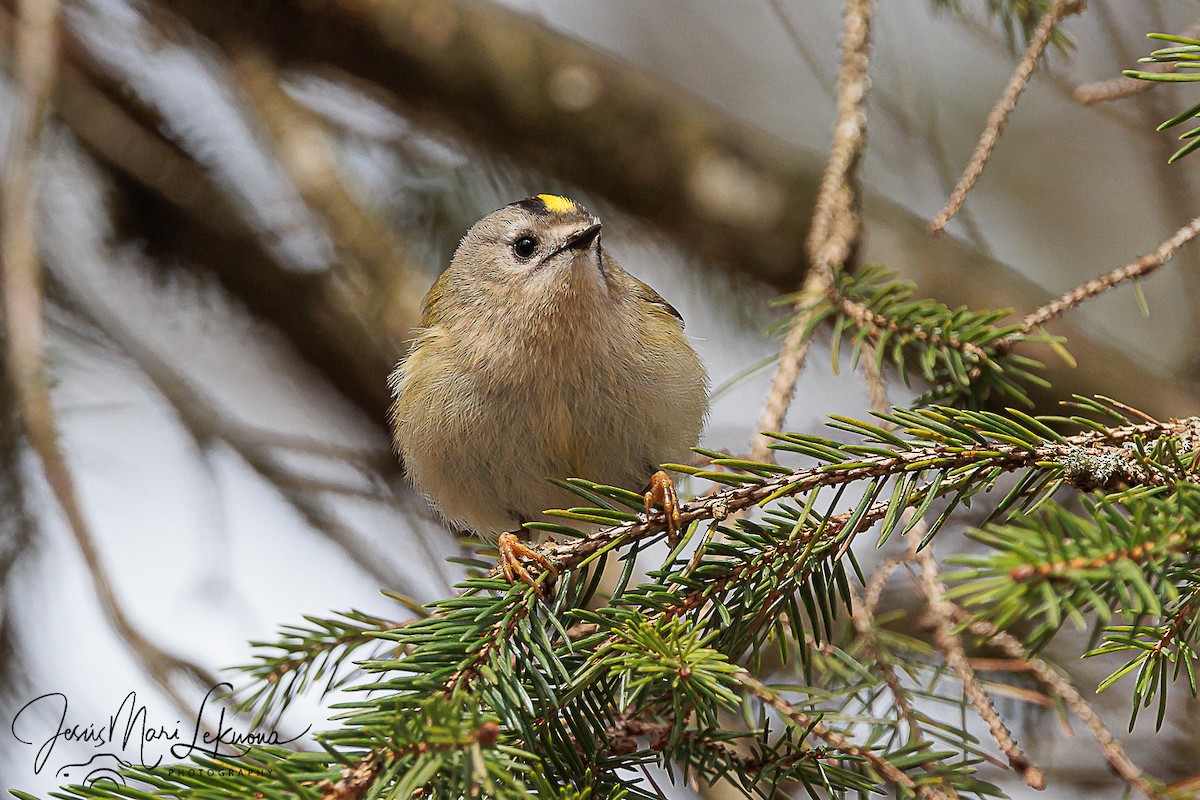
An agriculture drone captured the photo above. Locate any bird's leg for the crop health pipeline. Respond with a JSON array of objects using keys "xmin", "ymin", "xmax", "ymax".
[
  {"xmin": 497, "ymin": 531, "xmax": 558, "ymax": 595},
  {"xmin": 644, "ymin": 469, "xmax": 683, "ymax": 546}
]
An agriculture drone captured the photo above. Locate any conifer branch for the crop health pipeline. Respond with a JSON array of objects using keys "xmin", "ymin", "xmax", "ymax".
[
  {"xmin": 539, "ymin": 411, "xmax": 1191, "ymax": 579},
  {"xmin": 805, "ymin": 265, "xmax": 1057, "ymax": 407},
  {"xmin": 832, "ymin": 290, "xmax": 990, "ymax": 360},
  {"xmin": 233, "ymin": 610, "xmax": 411, "ymax": 723},
  {"xmin": 31, "ymin": 400, "xmax": 1199, "ymax": 800}
]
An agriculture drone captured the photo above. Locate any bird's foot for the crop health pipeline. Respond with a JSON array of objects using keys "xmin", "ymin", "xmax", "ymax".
[
  {"xmin": 644, "ymin": 469, "xmax": 683, "ymax": 546},
  {"xmin": 498, "ymin": 531, "xmax": 558, "ymax": 596}
]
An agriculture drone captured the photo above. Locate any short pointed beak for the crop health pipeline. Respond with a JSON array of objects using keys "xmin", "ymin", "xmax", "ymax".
[{"xmin": 563, "ymin": 222, "xmax": 602, "ymax": 251}]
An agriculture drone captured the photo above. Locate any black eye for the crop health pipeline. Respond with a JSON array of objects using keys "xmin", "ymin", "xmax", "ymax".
[{"xmin": 513, "ymin": 236, "xmax": 538, "ymax": 260}]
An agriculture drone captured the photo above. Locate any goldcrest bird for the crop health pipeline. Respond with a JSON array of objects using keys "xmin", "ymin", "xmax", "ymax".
[{"xmin": 390, "ymin": 195, "xmax": 708, "ymax": 589}]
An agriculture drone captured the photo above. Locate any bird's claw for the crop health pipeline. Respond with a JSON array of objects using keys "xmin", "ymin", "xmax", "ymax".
[
  {"xmin": 644, "ymin": 469, "xmax": 683, "ymax": 546},
  {"xmin": 498, "ymin": 531, "xmax": 558, "ymax": 596}
]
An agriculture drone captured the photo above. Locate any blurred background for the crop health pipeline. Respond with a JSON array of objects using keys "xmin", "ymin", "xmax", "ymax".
[{"xmin": 1, "ymin": 0, "xmax": 1198, "ymax": 796}]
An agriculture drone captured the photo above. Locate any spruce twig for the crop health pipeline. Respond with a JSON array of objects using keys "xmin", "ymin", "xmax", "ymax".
[{"xmin": 538, "ymin": 413, "xmax": 1191, "ymax": 580}]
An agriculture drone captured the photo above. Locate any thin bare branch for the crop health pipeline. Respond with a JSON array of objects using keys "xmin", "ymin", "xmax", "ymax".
[
  {"xmin": 1074, "ymin": 74, "xmax": 1155, "ymax": 105},
  {"xmin": 908, "ymin": 527, "xmax": 1044, "ymax": 789},
  {"xmin": 1016, "ymin": 212, "xmax": 1200, "ymax": 335},
  {"xmin": 750, "ymin": 0, "xmax": 875, "ymax": 464},
  {"xmin": 735, "ymin": 671, "xmax": 954, "ymax": 799},
  {"xmin": 850, "ymin": 558, "xmax": 930, "ymax": 748},
  {"xmin": 950, "ymin": 606, "xmax": 1166, "ymax": 800},
  {"xmin": 0, "ymin": 0, "xmax": 217, "ymax": 718},
  {"xmin": 931, "ymin": 0, "xmax": 1082, "ymax": 234},
  {"xmin": 1074, "ymin": 21, "xmax": 1200, "ymax": 105}
]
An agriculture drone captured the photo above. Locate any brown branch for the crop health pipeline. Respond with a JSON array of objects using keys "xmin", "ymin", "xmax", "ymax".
[
  {"xmin": 1074, "ymin": 74, "xmax": 1156, "ymax": 105},
  {"xmin": 909, "ymin": 528, "xmax": 1045, "ymax": 789},
  {"xmin": 0, "ymin": 0, "xmax": 218, "ymax": 719},
  {"xmin": 851, "ymin": 558, "xmax": 928, "ymax": 746},
  {"xmin": 931, "ymin": 0, "xmax": 1083, "ymax": 233},
  {"xmin": 1008, "ymin": 530, "xmax": 1192, "ymax": 583},
  {"xmin": 749, "ymin": 275, "xmax": 824, "ymax": 465},
  {"xmin": 735, "ymin": 672, "xmax": 953, "ymax": 799},
  {"xmin": 1014, "ymin": 212, "xmax": 1200, "ymax": 335},
  {"xmin": 749, "ymin": 0, "xmax": 875, "ymax": 464},
  {"xmin": 1148, "ymin": 595, "xmax": 1200, "ymax": 662},
  {"xmin": 950, "ymin": 606, "xmax": 1166, "ymax": 800},
  {"xmin": 1074, "ymin": 21, "xmax": 1200, "ymax": 106},
  {"xmin": 951, "ymin": 10, "xmax": 1140, "ymax": 133}
]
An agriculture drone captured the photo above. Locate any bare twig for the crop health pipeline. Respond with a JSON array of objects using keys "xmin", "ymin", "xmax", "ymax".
[
  {"xmin": 0, "ymin": 0, "xmax": 217, "ymax": 718},
  {"xmin": 908, "ymin": 526, "xmax": 1044, "ymax": 789},
  {"xmin": 1074, "ymin": 74, "xmax": 1156, "ymax": 105},
  {"xmin": 750, "ymin": 0, "xmax": 875, "ymax": 464},
  {"xmin": 931, "ymin": 0, "xmax": 1082, "ymax": 233},
  {"xmin": 749, "ymin": 277, "xmax": 824, "ymax": 465},
  {"xmin": 850, "ymin": 558, "xmax": 929, "ymax": 747},
  {"xmin": 952, "ymin": 10, "xmax": 1140, "ymax": 133},
  {"xmin": 735, "ymin": 671, "xmax": 954, "ymax": 799},
  {"xmin": 1014, "ymin": 212, "xmax": 1200, "ymax": 335},
  {"xmin": 858, "ymin": 342, "xmax": 890, "ymax": 416},
  {"xmin": 950, "ymin": 606, "xmax": 1166, "ymax": 800}
]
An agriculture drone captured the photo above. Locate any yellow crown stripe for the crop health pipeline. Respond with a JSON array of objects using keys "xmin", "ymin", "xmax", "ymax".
[{"xmin": 536, "ymin": 194, "xmax": 579, "ymax": 214}]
